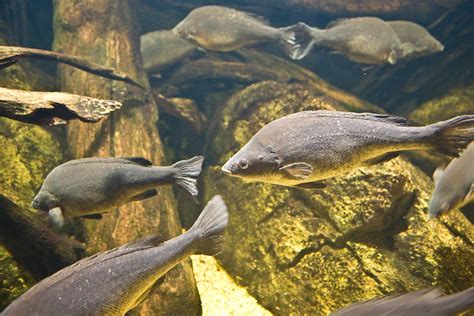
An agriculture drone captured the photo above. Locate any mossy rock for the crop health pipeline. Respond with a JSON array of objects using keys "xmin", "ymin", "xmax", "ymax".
[
  {"xmin": 203, "ymin": 81, "xmax": 474, "ymax": 315},
  {"xmin": 0, "ymin": 246, "xmax": 34, "ymax": 310}
]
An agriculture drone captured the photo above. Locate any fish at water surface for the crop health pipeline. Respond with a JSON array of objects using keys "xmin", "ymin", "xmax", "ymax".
[
  {"xmin": 429, "ymin": 142, "xmax": 474, "ymax": 219},
  {"xmin": 32, "ymin": 156, "xmax": 204, "ymax": 226},
  {"xmin": 222, "ymin": 111, "xmax": 474, "ymax": 189},
  {"xmin": 300, "ymin": 17, "xmax": 402, "ymax": 64},
  {"xmin": 331, "ymin": 287, "xmax": 474, "ymax": 316},
  {"xmin": 172, "ymin": 5, "xmax": 310, "ymax": 60},
  {"xmin": 388, "ymin": 20, "xmax": 444, "ymax": 61},
  {"xmin": 2, "ymin": 195, "xmax": 229, "ymax": 316}
]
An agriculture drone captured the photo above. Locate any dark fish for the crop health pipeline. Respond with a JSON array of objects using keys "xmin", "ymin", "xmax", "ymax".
[
  {"xmin": 32, "ymin": 156, "xmax": 204, "ymax": 226},
  {"xmin": 140, "ymin": 30, "xmax": 197, "ymax": 74},
  {"xmin": 3, "ymin": 195, "xmax": 229, "ymax": 316},
  {"xmin": 388, "ymin": 21, "xmax": 444, "ymax": 61},
  {"xmin": 301, "ymin": 17, "xmax": 402, "ymax": 64},
  {"xmin": 172, "ymin": 5, "xmax": 310, "ymax": 60},
  {"xmin": 429, "ymin": 142, "xmax": 474, "ymax": 219},
  {"xmin": 331, "ymin": 287, "xmax": 474, "ymax": 316},
  {"xmin": 221, "ymin": 111, "xmax": 474, "ymax": 189}
]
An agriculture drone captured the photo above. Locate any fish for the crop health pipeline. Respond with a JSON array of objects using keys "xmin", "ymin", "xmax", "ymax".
[
  {"xmin": 429, "ymin": 142, "xmax": 474, "ymax": 219},
  {"xmin": 300, "ymin": 17, "xmax": 402, "ymax": 64},
  {"xmin": 32, "ymin": 156, "xmax": 204, "ymax": 226},
  {"xmin": 172, "ymin": 5, "xmax": 311, "ymax": 60},
  {"xmin": 140, "ymin": 30, "xmax": 197, "ymax": 74},
  {"xmin": 3, "ymin": 195, "xmax": 229, "ymax": 316},
  {"xmin": 388, "ymin": 21, "xmax": 444, "ymax": 61},
  {"xmin": 331, "ymin": 287, "xmax": 474, "ymax": 316},
  {"xmin": 221, "ymin": 111, "xmax": 474, "ymax": 189}
]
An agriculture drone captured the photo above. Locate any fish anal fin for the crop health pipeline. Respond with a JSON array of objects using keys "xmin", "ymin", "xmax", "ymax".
[
  {"xmin": 123, "ymin": 157, "xmax": 153, "ymax": 166},
  {"xmin": 130, "ymin": 189, "xmax": 158, "ymax": 201},
  {"xmin": 295, "ymin": 181, "xmax": 327, "ymax": 190},
  {"xmin": 363, "ymin": 152, "xmax": 399, "ymax": 166},
  {"xmin": 81, "ymin": 213, "xmax": 103, "ymax": 220},
  {"xmin": 131, "ymin": 275, "xmax": 167, "ymax": 310},
  {"xmin": 279, "ymin": 162, "xmax": 313, "ymax": 180}
]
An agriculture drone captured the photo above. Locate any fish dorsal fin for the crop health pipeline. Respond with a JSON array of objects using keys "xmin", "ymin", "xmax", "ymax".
[
  {"xmin": 326, "ymin": 18, "xmax": 352, "ymax": 29},
  {"xmin": 119, "ymin": 234, "xmax": 168, "ymax": 252},
  {"xmin": 122, "ymin": 157, "xmax": 153, "ymax": 166},
  {"xmin": 286, "ymin": 111, "xmax": 411, "ymax": 127},
  {"xmin": 433, "ymin": 167, "xmax": 445, "ymax": 184},
  {"xmin": 243, "ymin": 11, "xmax": 270, "ymax": 25}
]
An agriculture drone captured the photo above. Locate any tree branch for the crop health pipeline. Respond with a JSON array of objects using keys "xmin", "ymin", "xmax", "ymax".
[
  {"xmin": 0, "ymin": 46, "xmax": 144, "ymax": 88},
  {"xmin": 0, "ymin": 87, "xmax": 122, "ymax": 125}
]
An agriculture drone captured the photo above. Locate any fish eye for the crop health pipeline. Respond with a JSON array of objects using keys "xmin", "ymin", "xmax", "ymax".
[
  {"xmin": 258, "ymin": 155, "xmax": 264, "ymax": 161},
  {"xmin": 238, "ymin": 159, "xmax": 249, "ymax": 170}
]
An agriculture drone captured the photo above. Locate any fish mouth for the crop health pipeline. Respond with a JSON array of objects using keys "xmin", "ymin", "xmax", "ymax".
[{"xmin": 221, "ymin": 165, "xmax": 233, "ymax": 175}]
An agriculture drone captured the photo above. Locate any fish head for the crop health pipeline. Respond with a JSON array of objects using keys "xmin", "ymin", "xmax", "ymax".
[
  {"xmin": 32, "ymin": 191, "xmax": 59, "ymax": 212},
  {"xmin": 172, "ymin": 21, "xmax": 198, "ymax": 44},
  {"xmin": 428, "ymin": 190, "xmax": 464, "ymax": 219},
  {"xmin": 221, "ymin": 142, "xmax": 279, "ymax": 181},
  {"xmin": 428, "ymin": 38, "xmax": 444, "ymax": 53}
]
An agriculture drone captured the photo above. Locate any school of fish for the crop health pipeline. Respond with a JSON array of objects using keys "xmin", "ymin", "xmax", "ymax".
[{"xmin": 3, "ymin": 4, "xmax": 473, "ymax": 316}]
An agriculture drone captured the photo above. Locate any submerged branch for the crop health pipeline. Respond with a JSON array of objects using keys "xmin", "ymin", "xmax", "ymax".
[
  {"xmin": 0, "ymin": 195, "xmax": 84, "ymax": 280},
  {"xmin": 0, "ymin": 87, "xmax": 122, "ymax": 125},
  {"xmin": 0, "ymin": 46, "xmax": 144, "ymax": 88}
]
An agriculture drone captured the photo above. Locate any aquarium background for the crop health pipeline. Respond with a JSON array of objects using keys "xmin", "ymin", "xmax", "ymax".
[{"xmin": 0, "ymin": 0, "xmax": 473, "ymax": 315}]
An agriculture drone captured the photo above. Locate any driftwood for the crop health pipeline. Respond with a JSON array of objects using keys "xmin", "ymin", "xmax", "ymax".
[
  {"xmin": 0, "ymin": 87, "xmax": 122, "ymax": 125},
  {"xmin": 154, "ymin": 93, "xmax": 206, "ymax": 132},
  {"xmin": 0, "ymin": 195, "xmax": 84, "ymax": 280},
  {"xmin": 0, "ymin": 46, "xmax": 144, "ymax": 88}
]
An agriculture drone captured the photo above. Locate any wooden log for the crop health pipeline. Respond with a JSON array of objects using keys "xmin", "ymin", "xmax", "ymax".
[
  {"xmin": 0, "ymin": 46, "xmax": 144, "ymax": 88},
  {"xmin": 0, "ymin": 87, "xmax": 122, "ymax": 125}
]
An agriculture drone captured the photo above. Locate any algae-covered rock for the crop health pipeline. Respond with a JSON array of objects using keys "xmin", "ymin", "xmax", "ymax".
[
  {"xmin": 0, "ymin": 246, "xmax": 34, "ymax": 310},
  {"xmin": 203, "ymin": 81, "xmax": 474, "ymax": 315}
]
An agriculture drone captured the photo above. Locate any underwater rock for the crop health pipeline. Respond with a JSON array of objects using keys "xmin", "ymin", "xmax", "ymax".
[
  {"xmin": 154, "ymin": 93, "xmax": 207, "ymax": 132},
  {"xmin": 203, "ymin": 80, "xmax": 474, "ymax": 315},
  {"xmin": 0, "ymin": 87, "xmax": 122, "ymax": 125},
  {"xmin": 53, "ymin": 1, "xmax": 201, "ymax": 314}
]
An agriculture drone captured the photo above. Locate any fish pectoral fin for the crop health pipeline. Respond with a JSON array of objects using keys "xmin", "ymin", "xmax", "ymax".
[
  {"xmin": 81, "ymin": 213, "xmax": 103, "ymax": 220},
  {"xmin": 122, "ymin": 157, "xmax": 153, "ymax": 166},
  {"xmin": 130, "ymin": 189, "xmax": 158, "ymax": 201},
  {"xmin": 279, "ymin": 162, "xmax": 313, "ymax": 180},
  {"xmin": 294, "ymin": 181, "xmax": 327, "ymax": 190},
  {"xmin": 362, "ymin": 152, "xmax": 399, "ymax": 166},
  {"xmin": 48, "ymin": 207, "xmax": 65, "ymax": 228}
]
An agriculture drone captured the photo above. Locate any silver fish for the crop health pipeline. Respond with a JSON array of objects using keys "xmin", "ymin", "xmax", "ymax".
[
  {"xmin": 331, "ymin": 287, "xmax": 474, "ymax": 316},
  {"xmin": 32, "ymin": 156, "xmax": 204, "ymax": 226},
  {"xmin": 221, "ymin": 111, "xmax": 474, "ymax": 189},
  {"xmin": 301, "ymin": 17, "xmax": 402, "ymax": 64},
  {"xmin": 3, "ymin": 195, "xmax": 229, "ymax": 316},
  {"xmin": 429, "ymin": 142, "xmax": 474, "ymax": 219},
  {"xmin": 172, "ymin": 5, "xmax": 310, "ymax": 60},
  {"xmin": 140, "ymin": 30, "xmax": 197, "ymax": 74},
  {"xmin": 388, "ymin": 21, "xmax": 444, "ymax": 61}
]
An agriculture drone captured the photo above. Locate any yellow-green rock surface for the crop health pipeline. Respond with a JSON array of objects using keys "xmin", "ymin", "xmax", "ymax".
[{"xmin": 203, "ymin": 81, "xmax": 474, "ymax": 315}]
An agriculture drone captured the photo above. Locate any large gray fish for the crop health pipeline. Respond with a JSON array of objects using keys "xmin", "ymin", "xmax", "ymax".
[
  {"xmin": 331, "ymin": 287, "xmax": 474, "ymax": 316},
  {"xmin": 388, "ymin": 21, "xmax": 444, "ymax": 61},
  {"xmin": 140, "ymin": 30, "xmax": 197, "ymax": 74},
  {"xmin": 429, "ymin": 142, "xmax": 474, "ymax": 219},
  {"xmin": 221, "ymin": 111, "xmax": 474, "ymax": 189},
  {"xmin": 32, "ymin": 156, "xmax": 204, "ymax": 226},
  {"xmin": 172, "ymin": 5, "xmax": 310, "ymax": 60},
  {"xmin": 3, "ymin": 195, "xmax": 229, "ymax": 316},
  {"xmin": 301, "ymin": 17, "xmax": 402, "ymax": 64}
]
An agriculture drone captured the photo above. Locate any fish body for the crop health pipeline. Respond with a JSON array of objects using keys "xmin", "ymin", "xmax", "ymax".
[
  {"xmin": 388, "ymin": 21, "xmax": 444, "ymax": 61},
  {"xmin": 3, "ymin": 196, "xmax": 229, "ymax": 316},
  {"xmin": 140, "ymin": 30, "xmax": 197, "ymax": 74},
  {"xmin": 429, "ymin": 142, "xmax": 474, "ymax": 218},
  {"xmin": 222, "ymin": 111, "xmax": 474, "ymax": 188},
  {"xmin": 306, "ymin": 17, "xmax": 402, "ymax": 64},
  {"xmin": 32, "ymin": 156, "xmax": 203, "ymax": 223},
  {"xmin": 172, "ymin": 6, "xmax": 309, "ymax": 60},
  {"xmin": 331, "ymin": 287, "xmax": 474, "ymax": 316}
]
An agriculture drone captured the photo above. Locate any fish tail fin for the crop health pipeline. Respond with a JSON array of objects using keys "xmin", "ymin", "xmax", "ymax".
[
  {"xmin": 172, "ymin": 155, "xmax": 204, "ymax": 201},
  {"xmin": 428, "ymin": 115, "xmax": 474, "ymax": 157},
  {"xmin": 189, "ymin": 195, "xmax": 229, "ymax": 256},
  {"xmin": 279, "ymin": 22, "xmax": 316, "ymax": 60}
]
